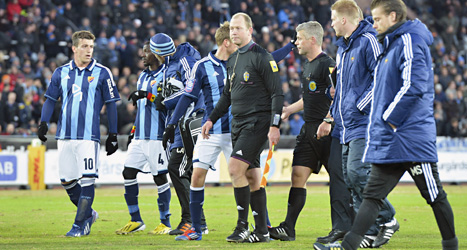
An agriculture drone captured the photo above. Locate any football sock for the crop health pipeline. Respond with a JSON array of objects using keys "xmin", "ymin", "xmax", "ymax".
[
  {"xmin": 62, "ymin": 180, "xmax": 81, "ymax": 206},
  {"xmin": 157, "ymin": 182, "xmax": 171, "ymax": 227},
  {"xmin": 284, "ymin": 187, "xmax": 306, "ymax": 230},
  {"xmin": 124, "ymin": 179, "xmax": 142, "ymax": 222},
  {"xmin": 74, "ymin": 178, "xmax": 95, "ymax": 226},
  {"xmin": 190, "ymin": 186, "xmax": 204, "ymax": 233},
  {"xmin": 250, "ymin": 188, "xmax": 268, "ymax": 234},
  {"xmin": 234, "ymin": 185, "xmax": 250, "ymax": 229}
]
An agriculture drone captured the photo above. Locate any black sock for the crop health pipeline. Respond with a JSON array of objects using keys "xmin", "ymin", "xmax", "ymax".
[
  {"xmin": 234, "ymin": 185, "xmax": 250, "ymax": 229},
  {"xmin": 250, "ymin": 188, "xmax": 268, "ymax": 234},
  {"xmin": 284, "ymin": 187, "xmax": 306, "ymax": 230},
  {"xmin": 432, "ymin": 198, "xmax": 456, "ymax": 240},
  {"xmin": 442, "ymin": 236, "xmax": 458, "ymax": 250}
]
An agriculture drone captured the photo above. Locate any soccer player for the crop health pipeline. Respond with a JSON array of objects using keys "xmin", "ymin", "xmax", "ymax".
[
  {"xmin": 161, "ymin": 21, "xmax": 236, "ymax": 241},
  {"xmin": 313, "ymin": 0, "xmax": 458, "ymax": 249},
  {"xmin": 37, "ymin": 30, "xmax": 120, "ymax": 237},
  {"xmin": 203, "ymin": 13, "xmax": 283, "ymax": 243},
  {"xmin": 115, "ymin": 41, "xmax": 171, "ymax": 235},
  {"xmin": 149, "ymin": 33, "xmax": 206, "ymax": 235},
  {"xmin": 327, "ymin": 1, "xmax": 398, "ymax": 247}
]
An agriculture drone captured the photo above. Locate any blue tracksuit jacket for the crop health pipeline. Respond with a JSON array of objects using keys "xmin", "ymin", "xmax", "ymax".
[{"xmin": 363, "ymin": 19, "xmax": 437, "ymax": 163}]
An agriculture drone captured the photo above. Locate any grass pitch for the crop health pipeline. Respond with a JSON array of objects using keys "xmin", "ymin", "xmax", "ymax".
[{"xmin": 0, "ymin": 184, "xmax": 465, "ymax": 249}]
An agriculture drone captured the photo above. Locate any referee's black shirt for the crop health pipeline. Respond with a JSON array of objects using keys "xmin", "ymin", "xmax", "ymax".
[
  {"xmin": 301, "ymin": 52, "xmax": 335, "ymax": 123},
  {"xmin": 210, "ymin": 40, "xmax": 284, "ymax": 127}
]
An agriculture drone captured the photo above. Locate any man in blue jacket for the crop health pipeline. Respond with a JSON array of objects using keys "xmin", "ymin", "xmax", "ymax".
[
  {"xmin": 149, "ymin": 33, "xmax": 206, "ymax": 235},
  {"xmin": 314, "ymin": 0, "xmax": 458, "ymax": 250},
  {"xmin": 329, "ymin": 1, "xmax": 397, "ymax": 248}
]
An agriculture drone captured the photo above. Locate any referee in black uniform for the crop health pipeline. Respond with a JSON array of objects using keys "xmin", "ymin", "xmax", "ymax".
[
  {"xmin": 269, "ymin": 20, "xmax": 353, "ymax": 242},
  {"xmin": 202, "ymin": 12, "xmax": 283, "ymax": 243}
]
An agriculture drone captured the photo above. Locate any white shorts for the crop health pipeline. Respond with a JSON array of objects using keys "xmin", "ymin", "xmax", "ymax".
[
  {"xmin": 124, "ymin": 140, "xmax": 169, "ymax": 175},
  {"xmin": 193, "ymin": 133, "xmax": 232, "ymax": 170},
  {"xmin": 58, "ymin": 140, "xmax": 99, "ymax": 182}
]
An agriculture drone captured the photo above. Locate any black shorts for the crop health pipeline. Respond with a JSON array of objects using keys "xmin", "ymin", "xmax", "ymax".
[
  {"xmin": 231, "ymin": 114, "xmax": 269, "ymax": 169},
  {"xmin": 292, "ymin": 122, "xmax": 331, "ymax": 173}
]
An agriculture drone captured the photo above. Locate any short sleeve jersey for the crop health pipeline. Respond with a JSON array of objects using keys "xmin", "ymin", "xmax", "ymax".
[{"xmin": 301, "ymin": 53, "xmax": 335, "ymax": 123}]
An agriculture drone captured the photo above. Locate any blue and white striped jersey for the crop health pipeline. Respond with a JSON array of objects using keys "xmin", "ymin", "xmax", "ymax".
[
  {"xmin": 134, "ymin": 65, "xmax": 167, "ymax": 140},
  {"xmin": 45, "ymin": 59, "xmax": 120, "ymax": 142},
  {"xmin": 184, "ymin": 51, "xmax": 232, "ymax": 134}
]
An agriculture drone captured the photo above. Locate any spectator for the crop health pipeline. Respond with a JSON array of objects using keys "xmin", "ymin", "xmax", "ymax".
[{"xmin": 288, "ymin": 113, "xmax": 304, "ymax": 135}]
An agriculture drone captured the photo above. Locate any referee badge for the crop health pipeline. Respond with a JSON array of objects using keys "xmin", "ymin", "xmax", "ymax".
[
  {"xmin": 243, "ymin": 71, "xmax": 250, "ymax": 82},
  {"xmin": 309, "ymin": 81, "xmax": 317, "ymax": 91},
  {"xmin": 269, "ymin": 61, "xmax": 278, "ymax": 72}
]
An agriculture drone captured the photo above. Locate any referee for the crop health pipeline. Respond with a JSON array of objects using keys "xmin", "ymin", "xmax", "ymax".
[
  {"xmin": 202, "ymin": 12, "xmax": 283, "ymax": 243},
  {"xmin": 269, "ymin": 21, "xmax": 351, "ymax": 242}
]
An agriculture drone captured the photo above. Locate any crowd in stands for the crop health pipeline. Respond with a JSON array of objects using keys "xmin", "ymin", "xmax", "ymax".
[{"xmin": 0, "ymin": 0, "xmax": 466, "ymax": 138}]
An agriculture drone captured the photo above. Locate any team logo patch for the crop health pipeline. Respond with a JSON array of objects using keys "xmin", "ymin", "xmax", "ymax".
[
  {"xmin": 269, "ymin": 61, "xmax": 278, "ymax": 72},
  {"xmin": 329, "ymin": 67, "xmax": 334, "ymax": 74},
  {"xmin": 243, "ymin": 72, "xmax": 250, "ymax": 82},
  {"xmin": 308, "ymin": 81, "xmax": 317, "ymax": 91},
  {"xmin": 88, "ymin": 76, "xmax": 95, "ymax": 83},
  {"xmin": 385, "ymin": 58, "xmax": 388, "ymax": 63},
  {"xmin": 351, "ymin": 57, "xmax": 355, "ymax": 61},
  {"xmin": 150, "ymin": 80, "xmax": 157, "ymax": 87},
  {"xmin": 185, "ymin": 79, "xmax": 195, "ymax": 92}
]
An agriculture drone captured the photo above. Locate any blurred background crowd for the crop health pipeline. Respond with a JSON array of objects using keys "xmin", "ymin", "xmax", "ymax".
[{"xmin": 0, "ymin": 0, "xmax": 466, "ymax": 138}]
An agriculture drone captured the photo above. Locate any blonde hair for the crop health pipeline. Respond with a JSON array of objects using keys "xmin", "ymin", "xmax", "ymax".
[
  {"xmin": 331, "ymin": 0, "xmax": 362, "ymax": 26},
  {"xmin": 215, "ymin": 21, "xmax": 231, "ymax": 46},
  {"xmin": 296, "ymin": 21, "xmax": 324, "ymax": 46},
  {"xmin": 231, "ymin": 12, "xmax": 252, "ymax": 29},
  {"xmin": 72, "ymin": 30, "xmax": 95, "ymax": 47}
]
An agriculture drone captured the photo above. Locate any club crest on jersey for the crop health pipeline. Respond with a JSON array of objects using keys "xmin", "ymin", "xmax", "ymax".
[
  {"xmin": 150, "ymin": 80, "xmax": 157, "ymax": 87},
  {"xmin": 309, "ymin": 81, "xmax": 317, "ymax": 91},
  {"xmin": 243, "ymin": 72, "xmax": 250, "ymax": 82},
  {"xmin": 185, "ymin": 79, "xmax": 195, "ymax": 92},
  {"xmin": 88, "ymin": 76, "xmax": 95, "ymax": 83}
]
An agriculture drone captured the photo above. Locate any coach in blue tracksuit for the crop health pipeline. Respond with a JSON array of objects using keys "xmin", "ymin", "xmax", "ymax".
[
  {"xmin": 314, "ymin": 1, "xmax": 458, "ymax": 250},
  {"xmin": 329, "ymin": 1, "xmax": 396, "ymax": 248}
]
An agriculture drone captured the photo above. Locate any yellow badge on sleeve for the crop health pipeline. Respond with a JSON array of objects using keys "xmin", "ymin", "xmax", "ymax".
[
  {"xmin": 269, "ymin": 61, "xmax": 278, "ymax": 72},
  {"xmin": 329, "ymin": 67, "xmax": 334, "ymax": 74}
]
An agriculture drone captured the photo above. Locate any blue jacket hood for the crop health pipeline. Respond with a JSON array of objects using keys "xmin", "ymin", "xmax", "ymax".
[
  {"xmin": 170, "ymin": 42, "xmax": 201, "ymax": 61},
  {"xmin": 385, "ymin": 19, "xmax": 433, "ymax": 47},
  {"xmin": 335, "ymin": 18, "xmax": 376, "ymax": 49}
]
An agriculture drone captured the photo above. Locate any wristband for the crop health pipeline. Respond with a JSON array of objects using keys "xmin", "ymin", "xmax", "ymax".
[
  {"xmin": 271, "ymin": 113, "xmax": 281, "ymax": 128},
  {"xmin": 147, "ymin": 92, "xmax": 156, "ymax": 102}
]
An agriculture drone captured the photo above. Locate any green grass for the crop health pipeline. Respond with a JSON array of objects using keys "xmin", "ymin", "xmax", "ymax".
[{"xmin": 0, "ymin": 184, "xmax": 465, "ymax": 249}]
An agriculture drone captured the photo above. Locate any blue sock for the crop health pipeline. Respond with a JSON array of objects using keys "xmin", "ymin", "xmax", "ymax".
[
  {"xmin": 157, "ymin": 183, "xmax": 171, "ymax": 227},
  {"xmin": 124, "ymin": 179, "xmax": 142, "ymax": 222},
  {"xmin": 190, "ymin": 186, "xmax": 204, "ymax": 233},
  {"xmin": 62, "ymin": 180, "xmax": 81, "ymax": 206},
  {"xmin": 74, "ymin": 178, "xmax": 95, "ymax": 226}
]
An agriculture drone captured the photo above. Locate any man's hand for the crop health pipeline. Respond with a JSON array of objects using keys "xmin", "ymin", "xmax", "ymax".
[
  {"xmin": 268, "ymin": 126, "xmax": 280, "ymax": 150},
  {"xmin": 37, "ymin": 121, "xmax": 48, "ymax": 142},
  {"xmin": 155, "ymin": 94, "xmax": 165, "ymax": 111},
  {"xmin": 128, "ymin": 90, "xmax": 148, "ymax": 106},
  {"xmin": 281, "ymin": 106, "xmax": 291, "ymax": 120},
  {"xmin": 106, "ymin": 133, "xmax": 118, "ymax": 155},
  {"xmin": 316, "ymin": 122, "xmax": 331, "ymax": 140},
  {"xmin": 201, "ymin": 120, "xmax": 213, "ymax": 139},
  {"xmin": 162, "ymin": 124, "xmax": 176, "ymax": 149}
]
